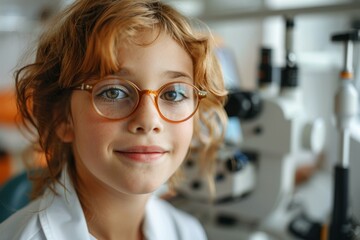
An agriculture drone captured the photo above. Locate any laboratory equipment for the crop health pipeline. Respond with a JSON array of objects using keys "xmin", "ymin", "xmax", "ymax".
[
  {"xmin": 258, "ymin": 47, "xmax": 279, "ymax": 98},
  {"xmin": 173, "ymin": 78, "xmax": 326, "ymax": 239},
  {"xmin": 172, "ymin": 17, "xmax": 327, "ymax": 240},
  {"xmin": 329, "ymin": 29, "xmax": 360, "ymax": 240}
]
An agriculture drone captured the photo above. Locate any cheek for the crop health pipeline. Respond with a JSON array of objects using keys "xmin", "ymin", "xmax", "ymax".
[
  {"xmin": 71, "ymin": 95, "xmax": 117, "ymax": 161},
  {"xmin": 73, "ymin": 118, "xmax": 118, "ymax": 156},
  {"xmin": 75, "ymin": 122, "xmax": 108, "ymax": 148},
  {"xmin": 171, "ymin": 120, "xmax": 194, "ymax": 159}
]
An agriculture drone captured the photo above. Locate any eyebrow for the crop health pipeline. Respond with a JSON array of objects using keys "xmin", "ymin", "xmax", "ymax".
[
  {"xmin": 162, "ymin": 70, "xmax": 193, "ymax": 82},
  {"xmin": 114, "ymin": 68, "xmax": 193, "ymax": 82}
]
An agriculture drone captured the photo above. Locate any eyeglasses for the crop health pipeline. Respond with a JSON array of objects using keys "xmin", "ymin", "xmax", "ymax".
[{"xmin": 74, "ymin": 77, "xmax": 207, "ymax": 123}]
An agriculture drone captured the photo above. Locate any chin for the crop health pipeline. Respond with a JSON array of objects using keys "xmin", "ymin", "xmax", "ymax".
[{"xmin": 125, "ymin": 180, "xmax": 166, "ymax": 195}]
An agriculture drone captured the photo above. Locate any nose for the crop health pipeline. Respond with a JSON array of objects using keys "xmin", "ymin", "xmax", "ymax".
[{"xmin": 127, "ymin": 93, "xmax": 163, "ymax": 134}]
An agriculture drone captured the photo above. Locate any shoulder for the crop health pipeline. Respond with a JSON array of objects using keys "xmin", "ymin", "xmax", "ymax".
[
  {"xmin": 146, "ymin": 196, "xmax": 207, "ymax": 240},
  {"xmin": 0, "ymin": 169, "xmax": 89, "ymax": 240},
  {"xmin": 0, "ymin": 199, "xmax": 46, "ymax": 240}
]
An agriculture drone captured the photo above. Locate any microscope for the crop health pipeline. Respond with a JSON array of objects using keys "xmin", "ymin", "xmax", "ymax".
[{"xmin": 172, "ymin": 17, "xmax": 327, "ymax": 239}]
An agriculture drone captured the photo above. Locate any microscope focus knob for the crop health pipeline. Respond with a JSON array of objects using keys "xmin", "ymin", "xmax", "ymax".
[
  {"xmin": 225, "ymin": 151, "xmax": 249, "ymax": 172},
  {"xmin": 302, "ymin": 119, "xmax": 326, "ymax": 153},
  {"xmin": 224, "ymin": 91, "xmax": 262, "ymax": 121}
]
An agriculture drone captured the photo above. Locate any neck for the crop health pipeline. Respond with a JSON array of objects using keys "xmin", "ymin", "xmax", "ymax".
[
  {"xmin": 73, "ymin": 165, "xmax": 151, "ymax": 240},
  {"xmin": 85, "ymin": 195, "xmax": 148, "ymax": 240}
]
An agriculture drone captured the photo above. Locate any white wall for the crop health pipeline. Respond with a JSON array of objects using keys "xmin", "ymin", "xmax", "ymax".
[
  {"xmin": 209, "ymin": 19, "xmax": 263, "ymax": 90},
  {"xmin": 0, "ymin": 32, "xmax": 36, "ymax": 89}
]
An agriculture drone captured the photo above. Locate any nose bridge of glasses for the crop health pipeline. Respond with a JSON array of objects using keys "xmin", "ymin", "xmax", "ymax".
[
  {"xmin": 139, "ymin": 89, "xmax": 158, "ymax": 100},
  {"xmin": 135, "ymin": 89, "xmax": 159, "ymax": 111},
  {"xmin": 131, "ymin": 89, "xmax": 164, "ymax": 119}
]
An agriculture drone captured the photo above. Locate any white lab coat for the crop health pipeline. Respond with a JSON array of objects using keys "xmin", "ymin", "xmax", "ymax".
[{"xmin": 0, "ymin": 169, "xmax": 207, "ymax": 240}]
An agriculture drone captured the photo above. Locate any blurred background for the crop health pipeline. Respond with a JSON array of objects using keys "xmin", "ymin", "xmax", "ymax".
[{"xmin": 0, "ymin": 0, "xmax": 360, "ymax": 239}]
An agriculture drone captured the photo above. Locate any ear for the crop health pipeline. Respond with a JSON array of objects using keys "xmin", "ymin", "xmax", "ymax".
[{"xmin": 56, "ymin": 121, "xmax": 74, "ymax": 143}]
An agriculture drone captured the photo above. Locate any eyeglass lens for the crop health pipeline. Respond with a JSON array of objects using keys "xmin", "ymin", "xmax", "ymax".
[{"xmin": 91, "ymin": 79, "xmax": 199, "ymax": 121}]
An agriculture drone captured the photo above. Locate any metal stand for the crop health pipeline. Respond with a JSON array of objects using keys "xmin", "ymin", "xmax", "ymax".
[{"xmin": 329, "ymin": 30, "xmax": 360, "ymax": 240}]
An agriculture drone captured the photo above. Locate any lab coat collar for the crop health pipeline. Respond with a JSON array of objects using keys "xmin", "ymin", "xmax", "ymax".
[
  {"xmin": 36, "ymin": 169, "xmax": 171, "ymax": 240},
  {"xmin": 38, "ymin": 169, "xmax": 91, "ymax": 240},
  {"xmin": 35, "ymin": 167, "xmax": 178, "ymax": 240},
  {"xmin": 144, "ymin": 196, "xmax": 179, "ymax": 240}
]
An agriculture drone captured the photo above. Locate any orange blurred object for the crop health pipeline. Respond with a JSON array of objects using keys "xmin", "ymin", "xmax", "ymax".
[
  {"xmin": 0, "ymin": 89, "xmax": 18, "ymax": 184},
  {"xmin": 0, "ymin": 89, "xmax": 19, "ymax": 125},
  {"xmin": 0, "ymin": 151, "xmax": 11, "ymax": 185}
]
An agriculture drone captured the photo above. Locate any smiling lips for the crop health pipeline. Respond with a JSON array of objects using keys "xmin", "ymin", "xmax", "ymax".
[{"xmin": 116, "ymin": 146, "xmax": 167, "ymax": 162}]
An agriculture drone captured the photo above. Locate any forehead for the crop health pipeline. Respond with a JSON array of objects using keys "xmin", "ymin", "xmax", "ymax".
[
  {"xmin": 118, "ymin": 28, "xmax": 187, "ymax": 57},
  {"xmin": 115, "ymin": 30, "xmax": 193, "ymax": 79}
]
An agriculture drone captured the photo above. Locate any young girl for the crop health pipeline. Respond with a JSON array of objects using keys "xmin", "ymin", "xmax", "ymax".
[{"xmin": 0, "ymin": 0, "xmax": 227, "ymax": 239}]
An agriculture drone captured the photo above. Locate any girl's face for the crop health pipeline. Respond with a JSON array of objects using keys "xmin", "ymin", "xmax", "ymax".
[{"xmin": 68, "ymin": 31, "xmax": 194, "ymax": 195}]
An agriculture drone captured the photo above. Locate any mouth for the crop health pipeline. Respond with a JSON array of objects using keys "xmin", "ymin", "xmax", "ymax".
[{"xmin": 115, "ymin": 146, "xmax": 168, "ymax": 162}]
